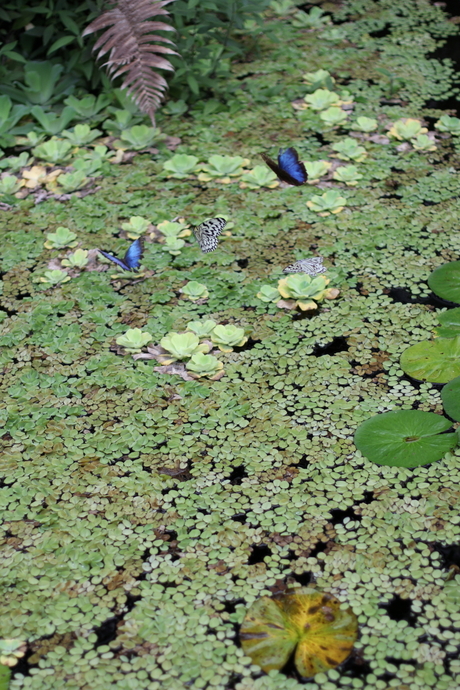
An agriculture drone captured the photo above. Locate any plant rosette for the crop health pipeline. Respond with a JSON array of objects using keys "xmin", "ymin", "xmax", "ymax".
[
  {"xmin": 159, "ymin": 332, "xmax": 209, "ymax": 364},
  {"xmin": 354, "ymin": 410, "xmax": 458, "ymax": 467},
  {"xmin": 114, "ymin": 125, "xmax": 166, "ymax": 150},
  {"xmin": 61, "ymin": 249, "xmax": 89, "ymax": 269},
  {"xmin": 0, "ymin": 639, "xmax": 27, "ymax": 667},
  {"xmin": 157, "ymin": 220, "xmax": 190, "ymax": 239},
  {"xmin": 303, "ymin": 89, "xmax": 341, "ymax": 111},
  {"xmin": 331, "ymin": 138, "xmax": 367, "ymax": 162},
  {"xmin": 304, "ymin": 160, "xmax": 331, "ymax": 183},
  {"xmin": 435, "ymin": 115, "xmax": 460, "ymax": 135},
  {"xmin": 186, "ymin": 352, "xmax": 224, "ymax": 380},
  {"xmin": 0, "ymin": 152, "xmax": 31, "ymax": 173},
  {"xmin": 162, "ymin": 153, "xmax": 200, "ymax": 178},
  {"xmin": 44, "ymin": 227, "xmax": 78, "ymax": 249},
  {"xmin": 54, "ymin": 170, "xmax": 89, "ymax": 193},
  {"xmin": 319, "ymin": 106, "xmax": 348, "ymax": 127},
  {"xmin": 180, "ymin": 281, "xmax": 209, "ymax": 301},
  {"xmin": 240, "ymin": 587, "xmax": 357, "ymax": 677},
  {"xmin": 210, "ymin": 324, "xmax": 247, "ymax": 352},
  {"xmin": 115, "ymin": 328, "xmax": 152, "ymax": 353},
  {"xmin": 352, "ymin": 116, "xmax": 378, "ymax": 132},
  {"xmin": 332, "ymin": 164, "xmax": 362, "ymax": 186},
  {"xmin": 197, "ymin": 155, "xmax": 251, "ymax": 182},
  {"xmin": 121, "ymin": 216, "xmax": 151, "ymax": 239},
  {"xmin": 61, "ymin": 124, "xmax": 102, "ymax": 146},
  {"xmin": 32, "ymin": 138, "xmax": 73, "ymax": 165},
  {"xmin": 257, "ymin": 285, "xmax": 281, "ymax": 303},
  {"xmin": 0, "ymin": 175, "xmax": 24, "ymax": 198},
  {"xmin": 306, "ymin": 189, "xmax": 347, "ymax": 215},
  {"xmin": 39, "ymin": 269, "xmax": 71, "ymax": 285},
  {"xmin": 388, "ymin": 118, "xmax": 427, "ymax": 141},
  {"xmin": 239, "ymin": 165, "xmax": 279, "ymax": 189},
  {"xmin": 302, "ymin": 69, "xmax": 335, "ymax": 89},
  {"xmin": 186, "ymin": 319, "xmax": 217, "ymax": 338},
  {"xmin": 411, "ymin": 133, "xmax": 436, "ymax": 151},
  {"xmin": 400, "ymin": 336, "xmax": 460, "ymax": 384},
  {"xmin": 277, "ymin": 274, "xmax": 339, "ymax": 310}
]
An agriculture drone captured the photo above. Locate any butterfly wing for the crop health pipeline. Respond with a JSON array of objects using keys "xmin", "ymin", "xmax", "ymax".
[
  {"xmin": 99, "ymin": 249, "xmax": 130, "ymax": 271},
  {"xmin": 123, "ymin": 238, "xmax": 144, "ymax": 270},
  {"xmin": 193, "ymin": 217, "xmax": 227, "ymax": 253},
  {"xmin": 283, "ymin": 257, "xmax": 325, "ymax": 275},
  {"xmin": 261, "ymin": 147, "xmax": 307, "ymax": 186}
]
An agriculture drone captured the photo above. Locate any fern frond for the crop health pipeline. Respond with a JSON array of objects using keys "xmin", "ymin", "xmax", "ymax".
[{"xmin": 83, "ymin": 0, "xmax": 178, "ymax": 125}]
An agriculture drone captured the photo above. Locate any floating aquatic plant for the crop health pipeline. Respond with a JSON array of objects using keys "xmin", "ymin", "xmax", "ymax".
[
  {"xmin": 186, "ymin": 352, "xmax": 224, "ymax": 379},
  {"xmin": 211, "ymin": 324, "xmax": 247, "ymax": 352},
  {"xmin": 180, "ymin": 281, "xmax": 209, "ymax": 301},
  {"xmin": 116, "ymin": 328, "xmax": 152, "ymax": 353},
  {"xmin": 306, "ymin": 189, "xmax": 347, "ymax": 215}
]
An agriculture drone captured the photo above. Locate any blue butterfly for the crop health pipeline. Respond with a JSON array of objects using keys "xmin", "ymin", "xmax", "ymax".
[
  {"xmin": 99, "ymin": 238, "xmax": 144, "ymax": 271},
  {"xmin": 261, "ymin": 147, "xmax": 307, "ymax": 186}
]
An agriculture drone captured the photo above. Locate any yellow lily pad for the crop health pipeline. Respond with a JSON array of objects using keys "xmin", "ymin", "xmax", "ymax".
[{"xmin": 239, "ymin": 587, "xmax": 358, "ymax": 678}]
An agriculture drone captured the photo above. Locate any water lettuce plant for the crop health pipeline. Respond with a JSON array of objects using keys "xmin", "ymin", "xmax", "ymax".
[
  {"xmin": 354, "ymin": 410, "xmax": 458, "ymax": 468},
  {"xmin": 186, "ymin": 352, "xmax": 224, "ymax": 379},
  {"xmin": 163, "ymin": 153, "xmax": 200, "ymax": 178},
  {"xmin": 304, "ymin": 160, "xmax": 331, "ymax": 183},
  {"xmin": 256, "ymin": 285, "xmax": 281, "ymax": 303},
  {"xmin": 0, "ymin": 175, "xmax": 23, "ymax": 197},
  {"xmin": 240, "ymin": 588, "xmax": 357, "ymax": 677},
  {"xmin": 116, "ymin": 328, "xmax": 152, "ymax": 353},
  {"xmin": 320, "ymin": 106, "xmax": 348, "ymax": 126},
  {"xmin": 44, "ymin": 226, "xmax": 78, "ymax": 249},
  {"xmin": 159, "ymin": 332, "xmax": 209, "ymax": 363},
  {"xmin": 121, "ymin": 216, "xmax": 150, "ymax": 238},
  {"xmin": 56, "ymin": 170, "xmax": 89, "ymax": 193},
  {"xmin": 61, "ymin": 124, "xmax": 102, "ymax": 146},
  {"xmin": 331, "ymin": 138, "xmax": 367, "ymax": 161},
  {"xmin": 186, "ymin": 319, "xmax": 217, "ymax": 337},
  {"xmin": 435, "ymin": 115, "xmax": 460, "ymax": 135},
  {"xmin": 39, "ymin": 269, "xmax": 71, "ymax": 285},
  {"xmin": 0, "ymin": 152, "xmax": 31, "ymax": 172},
  {"xmin": 306, "ymin": 189, "xmax": 347, "ymax": 215},
  {"xmin": 412, "ymin": 134, "xmax": 436, "ymax": 151},
  {"xmin": 197, "ymin": 154, "xmax": 250, "ymax": 182},
  {"xmin": 353, "ymin": 116, "xmax": 378, "ymax": 132},
  {"xmin": 211, "ymin": 324, "xmax": 247, "ymax": 352},
  {"xmin": 303, "ymin": 89, "xmax": 340, "ymax": 110},
  {"xmin": 180, "ymin": 281, "xmax": 209, "ymax": 301},
  {"xmin": 388, "ymin": 118, "xmax": 427, "ymax": 140},
  {"xmin": 0, "ymin": 95, "xmax": 29, "ymax": 147},
  {"xmin": 0, "ymin": 639, "xmax": 27, "ymax": 668},
  {"xmin": 30, "ymin": 105, "xmax": 76, "ymax": 136},
  {"xmin": 115, "ymin": 125, "xmax": 165, "ymax": 150},
  {"xmin": 277, "ymin": 274, "xmax": 339, "ymax": 310},
  {"xmin": 61, "ymin": 249, "xmax": 89, "ymax": 268},
  {"xmin": 64, "ymin": 94, "xmax": 111, "ymax": 120},
  {"xmin": 332, "ymin": 164, "xmax": 362, "ymax": 186},
  {"xmin": 32, "ymin": 138, "xmax": 72, "ymax": 164},
  {"xmin": 239, "ymin": 165, "xmax": 279, "ymax": 189},
  {"xmin": 302, "ymin": 69, "xmax": 334, "ymax": 89}
]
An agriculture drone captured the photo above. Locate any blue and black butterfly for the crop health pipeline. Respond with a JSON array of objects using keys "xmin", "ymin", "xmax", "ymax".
[
  {"xmin": 99, "ymin": 238, "xmax": 144, "ymax": 271},
  {"xmin": 261, "ymin": 147, "xmax": 307, "ymax": 186}
]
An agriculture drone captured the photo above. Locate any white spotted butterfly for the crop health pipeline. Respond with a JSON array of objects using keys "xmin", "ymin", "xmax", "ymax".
[
  {"xmin": 193, "ymin": 217, "xmax": 227, "ymax": 253},
  {"xmin": 283, "ymin": 257, "xmax": 325, "ymax": 275}
]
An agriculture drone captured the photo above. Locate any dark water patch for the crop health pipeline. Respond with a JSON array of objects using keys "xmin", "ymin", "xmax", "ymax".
[
  {"xmin": 94, "ymin": 616, "xmax": 119, "ymax": 646},
  {"xmin": 233, "ymin": 336, "xmax": 260, "ymax": 353},
  {"xmin": 312, "ymin": 336, "xmax": 349, "ymax": 357},
  {"xmin": 425, "ymin": 2, "xmax": 460, "ymax": 110},
  {"xmin": 368, "ymin": 24, "xmax": 391, "ymax": 39},
  {"xmin": 248, "ymin": 543, "xmax": 272, "ymax": 565},
  {"xmin": 290, "ymin": 571, "xmax": 313, "ymax": 587},
  {"xmin": 296, "ymin": 454, "xmax": 310, "ymax": 469},
  {"xmin": 433, "ymin": 542, "xmax": 460, "ymax": 569},
  {"xmin": 232, "ymin": 513, "xmax": 247, "ymax": 524},
  {"xmin": 330, "ymin": 506, "xmax": 361, "ymax": 524},
  {"xmin": 382, "ymin": 594, "xmax": 417, "ymax": 625},
  {"xmin": 236, "ymin": 258, "xmax": 249, "ymax": 268},
  {"xmin": 227, "ymin": 464, "xmax": 248, "ymax": 484},
  {"xmin": 385, "ymin": 287, "xmax": 441, "ymax": 308}
]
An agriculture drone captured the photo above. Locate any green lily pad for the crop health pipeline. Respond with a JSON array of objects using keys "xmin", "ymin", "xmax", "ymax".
[
  {"xmin": 400, "ymin": 336, "xmax": 460, "ymax": 383},
  {"xmin": 428, "ymin": 261, "xmax": 460, "ymax": 304},
  {"xmin": 354, "ymin": 410, "xmax": 457, "ymax": 468},
  {"xmin": 239, "ymin": 588, "xmax": 358, "ymax": 678},
  {"xmin": 441, "ymin": 376, "xmax": 460, "ymax": 422},
  {"xmin": 435, "ymin": 307, "xmax": 460, "ymax": 338}
]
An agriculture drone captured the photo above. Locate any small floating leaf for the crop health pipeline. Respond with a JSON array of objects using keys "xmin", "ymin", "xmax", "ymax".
[
  {"xmin": 428, "ymin": 261, "xmax": 460, "ymax": 304},
  {"xmin": 354, "ymin": 410, "xmax": 457, "ymax": 468},
  {"xmin": 441, "ymin": 376, "xmax": 460, "ymax": 422},
  {"xmin": 240, "ymin": 587, "xmax": 358, "ymax": 678},
  {"xmin": 400, "ymin": 336, "xmax": 460, "ymax": 383}
]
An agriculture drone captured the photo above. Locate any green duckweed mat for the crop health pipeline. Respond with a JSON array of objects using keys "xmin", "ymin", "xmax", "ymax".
[{"xmin": 1, "ymin": 1, "xmax": 460, "ymax": 688}]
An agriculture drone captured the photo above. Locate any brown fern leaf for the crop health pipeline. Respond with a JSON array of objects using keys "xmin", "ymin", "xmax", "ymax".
[{"xmin": 82, "ymin": 0, "xmax": 178, "ymax": 125}]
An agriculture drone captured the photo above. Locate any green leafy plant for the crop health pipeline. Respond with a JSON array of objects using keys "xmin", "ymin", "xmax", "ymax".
[
  {"xmin": 240, "ymin": 588, "xmax": 357, "ymax": 677},
  {"xmin": 353, "ymin": 116, "xmax": 378, "ymax": 132},
  {"xmin": 319, "ymin": 106, "xmax": 348, "ymax": 126},
  {"xmin": 0, "ymin": 151, "xmax": 31, "ymax": 172},
  {"xmin": 354, "ymin": 410, "xmax": 457, "ymax": 468},
  {"xmin": 121, "ymin": 216, "xmax": 150, "ymax": 238},
  {"xmin": 239, "ymin": 165, "xmax": 279, "ymax": 189},
  {"xmin": 44, "ymin": 226, "xmax": 78, "ymax": 249},
  {"xmin": 388, "ymin": 118, "xmax": 427, "ymax": 140},
  {"xmin": 0, "ymin": 95, "xmax": 29, "ymax": 147},
  {"xmin": 435, "ymin": 308, "xmax": 460, "ymax": 338},
  {"xmin": 103, "ymin": 109, "xmax": 143, "ymax": 135},
  {"xmin": 211, "ymin": 324, "xmax": 247, "ymax": 352},
  {"xmin": 332, "ymin": 164, "xmax": 362, "ymax": 186},
  {"xmin": 30, "ymin": 105, "xmax": 76, "ymax": 135},
  {"xmin": 302, "ymin": 69, "xmax": 335, "ymax": 91},
  {"xmin": 400, "ymin": 336, "xmax": 460, "ymax": 384},
  {"xmin": 441, "ymin": 376, "xmax": 460, "ymax": 422},
  {"xmin": 435, "ymin": 115, "xmax": 460, "ymax": 135},
  {"xmin": 186, "ymin": 319, "xmax": 217, "ymax": 337},
  {"xmin": 0, "ymin": 175, "xmax": 23, "ymax": 197},
  {"xmin": 303, "ymin": 89, "xmax": 340, "ymax": 111},
  {"xmin": 0, "ymin": 61, "xmax": 76, "ymax": 106},
  {"xmin": 116, "ymin": 124, "xmax": 166, "ymax": 150},
  {"xmin": 64, "ymin": 94, "xmax": 112, "ymax": 120},
  {"xmin": 331, "ymin": 138, "xmax": 367, "ymax": 161},
  {"xmin": 428, "ymin": 261, "xmax": 460, "ymax": 304},
  {"xmin": 291, "ymin": 7, "xmax": 331, "ymax": 29},
  {"xmin": 159, "ymin": 332, "xmax": 209, "ymax": 363},
  {"xmin": 163, "ymin": 153, "xmax": 200, "ymax": 178},
  {"xmin": 62, "ymin": 123, "xmax": 102, "ymax": 145},
  {"xmin": 376, "ymin": 67, "xmax": 405, "ymax": 97},
  {"xmin": 162, "ymin": 99, "xmax": 188, "ymax": 116},
  {"xmin": 180, "ymin": 281, "xmax": 209, "ymax": 301},
  {"xmin": 116, "ymin": 328, "xmax": 152, "ymax": 353},
  {"xmin": 304, "ymin": 160, "xmax": 331, "ymax": 183},
  {"xmin": 256, "ymin": 284, "xmax": 281, "ymax": 303},
  {"xmin": 39, "ymin": 269, "xmax": 71, "ymax": 285},
  {"xmin": 32, "ymin": 138, "xmax": 73, "ymax": 164},
  {"xmin": 186, "ymin": 352, "xmax": 224, "ymax": 379},
  {"xmin": 198, "ymin": 154, "xmax": 250, "ymax": 182},
  {"xmin": 56, "ymin": 170, "xmax": 89, "ymax": 192},
  {"xmin": 61, "ymin": 249, "xmax": 89, "ymax": 268},
  {"xmin": 162, "ymin": 237, "xmax": 185, "ymax": 255},
  {"xmin": 0, "ymin": 639, "xmax": 27, "ymax": 668},
  {"xmin": 277, "ymin": 274, "xmax": 339, "ymax": 310},
  {"xmin": 269, "ymin": 0, "xmax": 296, "ymax": 16},
  {"xmin": 306, "ymin": 189, "xmax": 347, "ymax": 215},
  {"xmin": 411, "ymin": 134, "xmax": 436, "ymax": 151}
]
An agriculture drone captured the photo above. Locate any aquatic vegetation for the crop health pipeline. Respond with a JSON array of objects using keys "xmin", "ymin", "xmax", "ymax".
[
  {"xmin": 38, "ymin": 269, "xmax": 71, "ymax": 285},
  {"xmin": 32, "ymin": 138, "xmax": 72, "ymax": 164},
  {"xmin": 428, "ymin": 261, "xmax": 460, "ymax": 303},
  {"xmin": 435, "ymin": 115, "xmax": 460, "ymax": 135},
  {"xmin": 304, "ymin": 160, "xmax": 331, "ymax": 183},
  {"xmin": 159, "ymin": 331, "xmax": 209, "ymax": 362},
  {"xmin": 320, "ymin": 106, "xmax": 348, "ymax": 126},
  {"xmin": 180, "ymin": 281, "xmax": 209, "ymax": 301},
  {"xmin": 163, "ymin": 153, "xmax": 200, "ymax": 178},
  {"xmin": 352, "ymin": 116, "xmax": 378, "ymax": 132},
  {"xmin": 400, "ymin": 336, "xmax": 460, "ymax": 384},
  {"xmin": 435, "ymin": 308, "xmax": 460, "ymax": 338},
  {"xmin": 186, "ymin": 352, "xmax": 224, "ymax": 379},
  {"xmin": 121, "ymin": 216, "xmax": 151, "ymax": 239},
  {"xmin": 44, "ymin": 226, "xmax": 78, "ymax": 249},
  {"xmin": 55, "ymin": 170, "xmax": 89, "ymax": 193},
  {"xmin": 441, "ymin": 376, "xmax": 460, "ymax": 422},
  {"xmin": 186, "ymin": 319, "xmax": 217, "ymax": 337},
  {"xmin": 0, "ymin": 152, "xmax": 31, "ymax": 172},
  {"xmin": 116, "ymin": 328, "xmax": 152, "ymax": 353},
  {"xmin": 61, "ymin": 124, "xmax": 102, "ymax": 146},
  {"xmin": 331, "ymin": 137, "xmax": 367, "ymax": 161},
  {"xmin": 197, "ymin": 154, "xmax": 250, "ymax": 182},
  {"xmin": 302, "ymin": 69, "xmax": 335, "ymax": 89},
  {"xmin": 61, "ymin": 248, "xmax": 89, "ymax": 268},
  {"xmin": 388, "ymin": 118, "xmax": 427, "ymax": 141},
  {"xmin": 277, "ymin": 273, "xmax": 339, "ymax": 310},
  {"xmin": 306, "ymin": 189, "xmax": 347, "ymax": 215},
  {"xmin": 30, "ymin": 105, "xmax": 76, "ymax": 136},
  {"xmin": 332, "ymin": 164, "xmax": 362, "ymax": 186},
  {"xmin": 256, "ymin": 284, "xmax": 281, "ymax": 303},
  {"xmin": 239, "ymin": 165, "xmax": 279, "ymax": 189},
  {"xmin": 412, "ymin": 134, "xmax": 436, "ymax": 151},
  {"xmin": 303, "ymin": 89, "xmax": 340, "ymax": 110},
  {"xmin": 211, "ymin": 324, "xmax": 247, "ymax": 352},
  {"xmin": 0, "ymin": 175, "xmax": 23, "ymax": 197},
  {"xmin": 115, "ymin": 124, "xmax": 165, "ymax": 150}
]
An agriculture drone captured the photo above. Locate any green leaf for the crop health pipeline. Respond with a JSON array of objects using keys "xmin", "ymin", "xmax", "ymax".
[
  {"xmin": 400, "ymin": 336, "xmax": 460, "ymax": 383},
  {"xmin": 47, "ymin": 35, "xmax": 76, "ymax": 55},
  {"xmin": 441, "ymin": 376, "xmax": 460, "ymax": 422},
  {"xmin": 435, "ymin": 307, "xmax": 460, "ymax": 338},
  {"xmin": 354, "ymin": 410, "xmax": 457, "ymax": 468},
  {"xmin": 428, "ymin": 261, "xmax": 460, "ymax": 304}
]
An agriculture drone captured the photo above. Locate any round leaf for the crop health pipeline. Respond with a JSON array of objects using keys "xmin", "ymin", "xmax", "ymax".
[
  {"xmin": 435, "ymin": 307, "xmax": 460, "ymax": 338},
  {"xmin": 240, "ymin": 588, "xmax": 358, "ymax": 677},
  {"xmin": 428, "ymin": 261, "xmax": 460, "ymax": 304},
  {"xmin": 354, "ymin": 410, "xmax": 457, "ymax": 468},
  {"xmin": 400, "ymin": 336, "xmax": 460, "ymax": 383},
  {"xmin": 441, "ymin": 375, "xmax": 460, "ymax": 422}
]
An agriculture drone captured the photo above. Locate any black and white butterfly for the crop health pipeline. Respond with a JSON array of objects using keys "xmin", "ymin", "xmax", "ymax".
[
  {"xmin": 99, "ymin": 238, "xmax": 144, "ymax": 271},
  {"xmin": 261, "ymin": 147, "xmax": 307, "ymax": 186},
  {"xmin": 193, "ymin": 217, "xmax": 227, "ymax": 253},
  {"xmin": 283, "ymin": 257, "xmax": 325, "ymax": 275}
]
